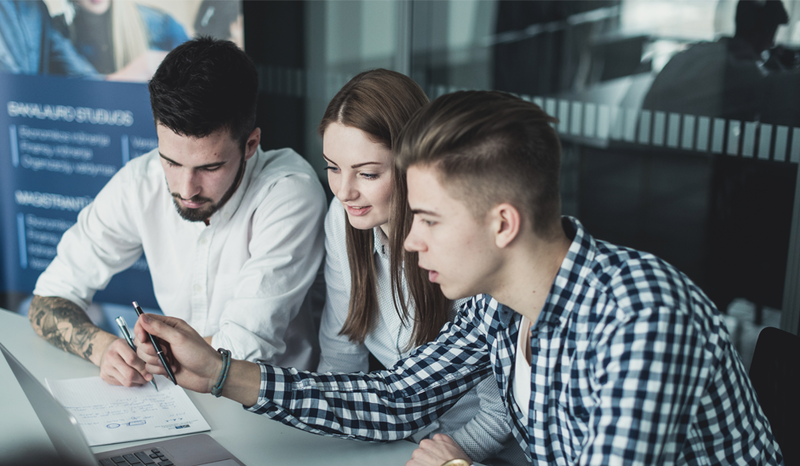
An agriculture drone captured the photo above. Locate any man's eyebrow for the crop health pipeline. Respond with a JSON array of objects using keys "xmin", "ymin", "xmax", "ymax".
[
  {"xmin": 411, "ymin": 208, "xmax": 440, "ymax": 217},
  {"xmin": 159, "ymin": 152, "xmax": 180, "ymax": 166},
  {"xmin": 159, "ymin": 152, "xmax": 226, "ymax": 169}
]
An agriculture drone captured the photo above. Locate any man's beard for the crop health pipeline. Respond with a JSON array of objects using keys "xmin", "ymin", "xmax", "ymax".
[{"xmin": 171, "ymin": 154, "xmax": 246, "ymax": 222}]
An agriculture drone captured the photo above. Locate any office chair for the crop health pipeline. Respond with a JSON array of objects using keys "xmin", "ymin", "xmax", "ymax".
[{"xmin": 749, "ymin": 326, "xmax": 800, "ymax": 466}]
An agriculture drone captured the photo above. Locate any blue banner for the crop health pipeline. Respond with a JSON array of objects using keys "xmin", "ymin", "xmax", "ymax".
[{"xmin": 0, "ymin": 73, "xmax": 159, "ymax": 308}]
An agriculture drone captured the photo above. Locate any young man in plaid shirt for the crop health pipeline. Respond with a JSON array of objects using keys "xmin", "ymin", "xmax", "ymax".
[{"xmin": 136, "ymin": 91, "xmax": 782, "ymax": 466}]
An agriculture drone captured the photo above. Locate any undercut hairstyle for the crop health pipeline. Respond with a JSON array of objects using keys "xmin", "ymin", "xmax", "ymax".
[
  {"xmin": 396, "ymin": 90, "xmax": 563, "ymax": 239},
  {"xmin": 148, "ymin": 36, "xmax": 257, "ymax": 151},
  {"xmin": 318, "ymin": 69, "xmax": 451, "ymax": 348}
]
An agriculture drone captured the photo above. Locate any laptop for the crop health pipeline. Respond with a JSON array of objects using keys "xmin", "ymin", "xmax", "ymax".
[{"xmin": 0, "ymin": 341, "xmax": 245, "ymax": 466}]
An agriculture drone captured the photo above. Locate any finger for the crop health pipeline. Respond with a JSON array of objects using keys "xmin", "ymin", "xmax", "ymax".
[
  {"xmin": 100, "ymin": 367, "xmax": 123, "ymax": 386},
  {"xmin": 101, "ymin": 354, "xmax": 145, "ymax": 387},
  {"xmin": 118, "ymin": 366, "xmax": 147, "ymax": 387},
  {"xmin": 137, "ymin": 344, "xmax": 160, "ymax": 365},
  {"xmin": 110, "ymin": 351, "xmax": 147, "ymax": 387},
  {"xmin": 139, "ymin": 313, "xmax": 192, "ymax": 334},
  {"xmin": 138, "ymin": 314, "xmax": 183, "ymax": 344},
  {"xmin": 409, "ymin": 445, "xmax": 439, "ymax": 466},
  {"xmin": 158, "ymin": 339, "xmax": 178, "ymax": 367},
  {"xmin": 119, "ymin": 345, "xmax": 144, "ymax": 372},
  {"xmin": 145, "ymin": 361, "xmax": 169, "ymax": 377},
  {"xmin": 117, "ymin": 345, "xmax": 150, "ymax": 379}
]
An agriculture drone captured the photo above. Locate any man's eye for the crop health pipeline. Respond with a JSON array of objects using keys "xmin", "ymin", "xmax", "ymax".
[
  {"xmin": 417, "ymin": 217, "xmax": 435, "ymax": 227},
  {"xmin": 202, "ymin": 165, "xmax": 222, "ymax": 172}
]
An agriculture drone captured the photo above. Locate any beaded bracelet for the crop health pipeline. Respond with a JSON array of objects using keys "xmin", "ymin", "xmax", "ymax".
[{"xmin": 211, "ymin": 348, "xmax": 231, "ymax": 398}]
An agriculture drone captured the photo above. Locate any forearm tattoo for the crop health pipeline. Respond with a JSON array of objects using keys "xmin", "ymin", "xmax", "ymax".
[{"xmin": 29, "ymin": 296, "xmax": 100, "ymax": 361}]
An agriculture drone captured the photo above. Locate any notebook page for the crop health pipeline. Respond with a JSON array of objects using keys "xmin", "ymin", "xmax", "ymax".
[{"xmin": 47, "ymin": 375, "xmax": 210, "ymax": 446}]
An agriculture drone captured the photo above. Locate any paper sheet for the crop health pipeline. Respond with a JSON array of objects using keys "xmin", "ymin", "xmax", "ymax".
[{"xmin": 46, "ymin": 375, "xmax": 210, "ymax": 446}]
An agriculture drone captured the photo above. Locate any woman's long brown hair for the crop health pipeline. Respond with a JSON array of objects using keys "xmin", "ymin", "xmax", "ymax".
[{"xmin": 318, "ymin": 69, "xmax": 452, "ymax": 348}]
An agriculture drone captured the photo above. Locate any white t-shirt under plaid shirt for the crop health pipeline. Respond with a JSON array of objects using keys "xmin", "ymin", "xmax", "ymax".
[{"xmin": 247, "ymin": 216, "xmax": 783, "ymax": 465}]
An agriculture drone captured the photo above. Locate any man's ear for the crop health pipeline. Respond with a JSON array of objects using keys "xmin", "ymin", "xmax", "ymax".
[
  {"xmin": 491, "ymin": 203, "xmax": 520, "ymax": 249},
  {"xmin": 244, "ymin": 128, "xmax": 261, "ymax": 161}
]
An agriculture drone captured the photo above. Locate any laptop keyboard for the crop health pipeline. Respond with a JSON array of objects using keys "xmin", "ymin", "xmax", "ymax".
[{"xmin": 99, "ymin": 448, "xmax": 173, "ymax": 466}]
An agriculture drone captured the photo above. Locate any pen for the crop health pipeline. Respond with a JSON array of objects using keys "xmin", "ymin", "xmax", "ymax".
[
  {"xmin": 132, "ymin": 301, "xmax": 177, "ymax": 385},
  {"xmin": 115, "ymin": 316, "xmax": 158, "ymax": 391}
]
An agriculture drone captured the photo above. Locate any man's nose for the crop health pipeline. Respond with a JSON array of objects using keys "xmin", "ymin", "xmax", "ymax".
[
  {"xmin": 177, "ymin": 169, "xmax": 201, "ymax": 200},
  {"xmin": 404, "ymin": 222, "xmax": 425, "ymax": 252}
]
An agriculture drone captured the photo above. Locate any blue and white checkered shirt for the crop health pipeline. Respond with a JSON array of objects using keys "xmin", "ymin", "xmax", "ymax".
[{"xmin": 248, "ymin": 217, "xmax": 782, "ymax": 465}]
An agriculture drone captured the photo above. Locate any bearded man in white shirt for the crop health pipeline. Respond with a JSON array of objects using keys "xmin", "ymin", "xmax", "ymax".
[{"xmin": 28, "ymin": 37, "xmax": 327, "ymax": 386}]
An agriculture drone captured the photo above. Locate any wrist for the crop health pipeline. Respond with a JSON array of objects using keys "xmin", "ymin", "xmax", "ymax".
[
  {"xmin": 94, "ymin": 331, "xmax": 120, "ymax": 366},
  {"xmin": 441, "ymin": 460, "xmax": 470, "ymax": 466},
  {"xmin": 220, "ymin": 359, "xmax": 261, "ymax": 407}
]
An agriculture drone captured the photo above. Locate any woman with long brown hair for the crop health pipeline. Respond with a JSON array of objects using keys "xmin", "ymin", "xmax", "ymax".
[{"xmin": 317, "ymin": 69, "xmax": 524, "ymax": 465}]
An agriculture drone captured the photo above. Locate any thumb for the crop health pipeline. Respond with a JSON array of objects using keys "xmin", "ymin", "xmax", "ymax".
[
  {"xmin": 138, "ymin": 313, "xmax": 173, "ymax": 341},
  {"xmin": 139, "ymin": 313, "xmax": 197, "ymax": 343}
]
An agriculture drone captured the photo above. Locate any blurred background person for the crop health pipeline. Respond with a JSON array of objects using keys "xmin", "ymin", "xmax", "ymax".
[
  {"xmin": 0, "ymin": 0, "xmax": 99, "ymax": 76},
  {"xmin": 53, "ymin": 0, "xmax": 188, "ymax": 81},
  {"xmin": 193, "ymin": 0, "xmax": 243, "ymax": 50},
  {"xmin": 642, "ymin": 0, "xmax": 789, "ymax": 122}
]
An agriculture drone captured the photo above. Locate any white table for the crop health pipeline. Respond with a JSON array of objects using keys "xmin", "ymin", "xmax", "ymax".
[{"xmin": 0, "ymin": 309, "xmax": 418, "ymax": 465}]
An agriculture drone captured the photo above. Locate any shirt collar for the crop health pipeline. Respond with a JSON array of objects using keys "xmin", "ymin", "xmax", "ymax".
[
  {"xmin": 494, "ymin": 216, "xmax": 595, "ymax": 329},
  {"xmin": 373, "ymin": 226, "xmax": 389, "ymax": 258}
]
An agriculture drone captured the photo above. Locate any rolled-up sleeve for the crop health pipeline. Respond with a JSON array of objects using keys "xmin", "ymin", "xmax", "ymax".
[{"xmin": 34, "ymin": 163, "xmax": 143, "ymax": 308}]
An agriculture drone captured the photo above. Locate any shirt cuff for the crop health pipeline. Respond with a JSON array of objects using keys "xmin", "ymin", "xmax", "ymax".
[{"xmin": 245, "ymin": 363, "xmax": 293, "ymax": 414}]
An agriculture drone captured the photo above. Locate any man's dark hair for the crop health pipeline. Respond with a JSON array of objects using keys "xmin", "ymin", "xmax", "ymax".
[
  {"xmin": 148, "ymin": 36, "xmax": 257, "ymax": 151},
  {"xmin": 396, "ymin": 90, "xmax": 563, "ymax": 239},
  {"xmin": 735, "ymin": 0, "xmax": 789, "ymax": 38}
]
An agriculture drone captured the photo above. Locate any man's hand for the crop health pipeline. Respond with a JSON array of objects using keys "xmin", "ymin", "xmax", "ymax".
[
  {"xmin": 407, "ymin": 434, "xmax": 472, "ymax": 466},
  {"xmin": 134, "ymin": 313, "xmax": 222, "ymax": 394},
  {"xmin": 135, "ymin": 313, "xmax": 261, "ymax": 406},
  {"xmin": 98, "ymin": 337, "xmax": 150, "ymax": 387}
]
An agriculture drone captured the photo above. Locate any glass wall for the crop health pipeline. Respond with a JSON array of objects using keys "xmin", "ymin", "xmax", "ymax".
[{"xmin": 244, "ymin": 0, "xmax": 800, "ymax": 368}]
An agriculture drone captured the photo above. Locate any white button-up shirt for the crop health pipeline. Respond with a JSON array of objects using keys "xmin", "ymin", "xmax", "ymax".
[{"xmin": 34, "ymin": 146, "xmax": 327, "ymax": 369}]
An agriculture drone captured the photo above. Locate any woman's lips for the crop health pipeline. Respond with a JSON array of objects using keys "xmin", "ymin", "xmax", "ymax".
[{"xmin": 346, "ymin": 205, "xmax": 372, "ymax": 217}]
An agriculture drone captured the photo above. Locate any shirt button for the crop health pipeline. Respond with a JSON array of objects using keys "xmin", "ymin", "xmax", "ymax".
[
  {"xmin": 194, "ymin": 285, "xmax": 202, "ymax": 292},
  {"xmin": 199, "ymin": 238, "xmax": 208, "ymax": 245}
]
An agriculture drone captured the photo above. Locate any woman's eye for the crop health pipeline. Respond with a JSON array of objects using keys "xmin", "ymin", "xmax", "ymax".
[
  {"xmin": 361, "ymin": 173, "xmax": 378, "ymax": 180},
  {"xmin": 324, "ymin": 166, "xmax": 339, "ymax": 173}
]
